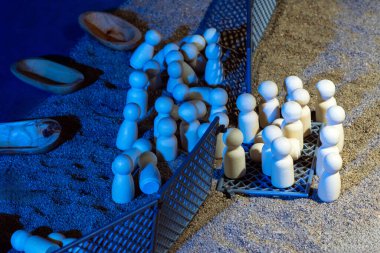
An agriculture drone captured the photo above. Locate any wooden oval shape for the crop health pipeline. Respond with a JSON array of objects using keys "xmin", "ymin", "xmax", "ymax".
[
  {"xmin": 11, "ymin": 58, "xmax": 85, "ymax": 94},
  {"xmin": 79, "ymin": 11, "xmax": 142, "ymax": 50}
]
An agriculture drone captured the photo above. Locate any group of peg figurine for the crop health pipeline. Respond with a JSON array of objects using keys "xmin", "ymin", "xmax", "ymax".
[{"xmin": 224, "ymin": 77, "xmax": 345, "ymax": 203}]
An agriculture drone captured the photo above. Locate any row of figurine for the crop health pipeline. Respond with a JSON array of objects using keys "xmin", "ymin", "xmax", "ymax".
[
  {"xmin": 10, "ymin": 230, "xmax": 78, "ymax": 253},
  {"xmin": 223, "ymin": 77, "xmax": 345, "ymax": 203}
]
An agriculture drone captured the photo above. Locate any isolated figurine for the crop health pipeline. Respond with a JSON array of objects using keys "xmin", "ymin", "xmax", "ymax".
[
  {"xmin": 130, "ymin": 29, "xmax": 162, "ymax": 69},
  {"xmin": 154, "ymin": 96, "xmax": 174, "ymax": 139},
  {"xmin": 167, "ymin": 60, "xmax": 184, "ymax": 93},
  {"xmin": 156, "ymin": 117, "xmax": 178, "ymax": 161},
  {"xmin": 326, "ymin": 105, "xmax": 345, "ymax": 152},
  {"xmin": 127, "ymin": 70, "xmax": 148, "ymax": 119},
  {"xmin": 11, "ymin": 230, "xmax": 60, "ymax": 253},
  {"xmin": 138, "ymin": 151, "xmax": 161, "ymax": 194},
  {"xmin": 223, "ymin": 128, "xmax": 246, "ymax": 179},
  {"xmin": 116, "ymin": 103, "xmax": 140, "ymax": 151},
  {"xmin": 205, "ymin": 43, "xmax": 224, "ymax": 85},
  {"xmin": 210, "ymin": 112, "xmax": 230, "ymax": 159},
  {"xmin": 281, "ymin": 101, "xmax": 304, "ymax": 152},
  {"xmin": 316, "ymin": 79, "xmax": 337, "ymax": 123},
  {"xmin": 318, "ymin": 152, "xmax": 342, "ymax": 202},
  {"xmin": 271, "ymin": 137, "xmax": 294, "ymax": 188},
  {"xmin": 316, "ymin": 126, "xmax": 340, "ymax": 177},
  {"xmin": 179, "ymin": 102, "xmax": 200, "ymax": 152},
  {"xmin": 262, "ymin": 125, "xmax": 283, "ymax": 176},
  {"xmin": 209, "ymin": 87, "xmax": 228, "ymax": 118},
  {"xmin": 181, "ymin": 43, "xmax": 206, "ymax": 75},
  {"xmin": 292, "ymin": 88, "xmax": 311, "ymax": 137},
  {"xmin": 237, "ymin": 93, "xmax": 259, "ymax": 145},
  {"xmin": 112, "ymin": 154, "xmax": 134, "ymax": 204},
  {"xmin": 258, "ymin": 80, "xmax": 280, "ymax": 128},
  {"xmin": 284, "ymin": 76, "xmax": 303, "ymax": 101},
  {"xmin": 143, "ymin": 59, "xmax": 162, "ymax": 91}
]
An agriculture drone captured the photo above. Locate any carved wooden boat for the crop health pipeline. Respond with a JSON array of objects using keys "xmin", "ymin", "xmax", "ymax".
[
  {"xmin": 79, "ymin": 11, "xmax": 142, "ymax": 50},
  {"xmin": 11, "ymin": 58, "xmax": 85, "ymax": 94},
  {"xmin": 0, "ymin": 119, "xmax": 62, "ymax": 154}
]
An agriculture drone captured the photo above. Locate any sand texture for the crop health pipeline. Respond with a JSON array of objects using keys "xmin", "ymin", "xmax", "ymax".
[{"xmin": 177, "ymin": 0, "xmax": 380, "ymax": 252}]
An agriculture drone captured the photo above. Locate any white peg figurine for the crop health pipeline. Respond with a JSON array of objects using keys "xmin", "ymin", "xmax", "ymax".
[
  {"xmin": 284, "ymin": 76, "xmax": 303, "ymax": 101},
  {"xmin": 258, "ymin": 80, "xmax": 280, "ymax": 128},
  {"xmin": 223, "ymin": 128, "xmax": 246, "ymax": 179},
  {"xmin": 179, "ymin": 102, "xmax": 200, "ymax": 152},
  {"xmin": 181, "ymin": 43, "xmax": 206, "ymax": 75},
  {"xmin": 130, "ymin": 29, "xmax": 162, "ymax": 69},
  {"xmin": 154, "ymin": 96, "xmax": 174, "ymax": 139},
  {"xmin": 167, "ymin": 61, "xmax": 184, "ymax": 93},
  {"xmin": 112, "ymin": 154, "xmax": 134, "ymax": 204},
  {"xmin": 123, "ymin": 138, "xmax": 152, "ymax": 171},
  {"xmin": 326, "ymin": 105, "xmax": 345, "ymax": 152},
  {"xmin": 11, "ymin": 230, "xmax": 60, "ymax": 253},
  {"xmin": 262, "ymin": 125, "xmax": 283, "ymax": 176},
  {"xmin": 281, "ymin": 101, "xmax": 304, "ymax": 152},
  {"xmin": 205, "ymin": 43, "xmax": 224, "ymax": 85},
  {"xmin": 156, "ymin": 117, "xmax": 178, "ymax": 161},
  {"xmin": 318, "ymin": 152, "xmax": 342, "ymax": 202},
  {"xmin": 138, "ymin": 151, "xmax": 161, "ymax": 194},
  {"xmin": 316, "ymin": 126, "xmax": 340, "ymax": 177},
  {"xmin": 165, "ymin": 50, "xmax": 198, "ymax": 85},
  {"xmin": 292, "ymin": 88, "xmax": 311, "ymax": 137},
  {"xmin": 271, "ymin": 137, "xmax": 294, "ymax": 188},
  {"xmin": 209, "ymin": 87, "xmax": 228, "ymax": 119},
  {"xmin": 116, "ymin": 103, "xmax": 140, "ymax": 151},
  {"xmin": 316, "ymin": 79, "xmax": 337, "ymax": 123},
  {"xmin": 237, "ymin": 93, "xmax": 259, "ymax": 145},
  {"xmin": 127, "ymin": 70, "xmax": 148, "ymax": 120}
]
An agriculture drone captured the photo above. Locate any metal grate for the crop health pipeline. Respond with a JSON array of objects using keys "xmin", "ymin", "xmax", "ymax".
[
  {"xmin": 154, "ymin": 119, "xmax": 219, "ymax": 253},
  {"xmin": 217, "ymin": 123, "xmax": 321, "ymax": 198},
  {"xmin": 56, "ymin": 200, "xmax": 159, "ymax": 253}
]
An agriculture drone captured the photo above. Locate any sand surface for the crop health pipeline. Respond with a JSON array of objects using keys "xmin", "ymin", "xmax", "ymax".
[{"xmin": 176, "ymin": 0, "xmax": 380, "ymax": 252}]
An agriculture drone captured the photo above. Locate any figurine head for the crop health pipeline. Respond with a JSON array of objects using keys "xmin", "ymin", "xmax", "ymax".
[
  {"xmin": 179, "ymin": 102, "xmax": 198, "ymax": 123},
  {"xmin": 186, "ymin": 35, "xmax": 206, "ymax": 51},
  {"xmin": 181, "ymin": 43, "xmax": 199, "ymax": 61},
  {"xmin": 11, "ymin": 230, "xmax": 31, "ymax": 251},
  {"xmin": 316, "ymin": 79, "xmax": 335, "ymax": 100},
  {"xmin": 163, "ymin": 43, "xmax": 180, "ymax": 55},
  {"xmin": 165, "ymin": 50, "xmax": 184, "ymax": 65},
  {"xmin": 157, "ymin": 117, "xmax": 177, "ymax": 137},
  {"xmin": 145, "ymin": 29, "xmax": 162, "ymax": 46},
  {"xmin": 258, "ymin": 81, "xmax": 278, "ymax": 101},
  {"xmin": 326, "ymin": 105, "xmax": 346, "ymax": 125},
  {"xmin": 284, "ymin": 76, "xmax": 303, "ymax": 100},
  {"xmin": 205, "ymin": 43, "xmax": 221, "ymax": 59},
  {"xmin": 129, "ymin": 70, "xmax": 148, "ymax": 89},
  {"xmin": 262, "ymin": 125, "xmax": 283, "ymax": 145},
  {"xmin": 112, "ymin": 154, "xmax": 133, "ymax": 175},
  {"xmin": 133, "ymin": 138, "xmax": 152, "ymax": 153},
  {"xmin": 203, "ymin": 28, "xmax": 220, "ymax": 44},
  {"xmin": 210, "ymin": 112, "xmax": 229, "ymax": 127},
  {"xmin": 223, "ymin": 128, "xmax": 243, "ymax": 147},
  {"xmin": 323, "ymin": 153, "xmax": 342, "ymax": 174},
  {"xmin": 320, "ymin": 126, "xmax": 339, "ymax": 147},
  {"xmin": 173, "ymin": 83, "xmax": 189, "ymax": 102},
  {"xmin": 236, "ymin": 93, "xmax": 256, "ymax": 112},
  {"xmin": 167, "ymin": 61, "xmax": 183, "ymax": 78},
  {"xmin": 281, "ymin": 101, "xmax": 302, "ymax": 123},
  {"xmin": 292, "ymin": 88, "xmax": 310, "ymax": 106},
  {"xmin": 209, "ymin": 88, "xmax": 228, "ymax": 106},
  {"xmin": 138, "ymin": 151, "xmax": 158, "ymax": 168},
  {"xmin": 155, "ymin": 96, "xmax": 174, "ymax": 114},
  {"xmin": 123, "ymin": 103, "xmax": 141, "ymax": 121},
  {"xmin": 271, "ymin": 136, "xmax": 292, "ymax": 159}
]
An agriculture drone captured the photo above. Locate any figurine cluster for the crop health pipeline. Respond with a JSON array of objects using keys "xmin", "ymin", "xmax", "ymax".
[
  {"xmin": 11, "ymin": 230, "xmax": 78, "ymax": 253},
  {"xmin": 113, "ymin": 27, "xmax": 227, "ymax": 204},
  {"xmin": 223, "ymin": 77, "xmax": 345, "ymax": 203}
]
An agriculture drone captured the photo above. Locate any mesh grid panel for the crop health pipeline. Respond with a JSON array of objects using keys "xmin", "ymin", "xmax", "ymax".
[
  {"xmin": 154, "ymin": 119, "xmax": 219, "ymax": 253},
  {"xmin": 217, "ymin": 123, "xmax": 321, "ymax": 198},
  {"xmin": 56, "ymin": 200, "xmax": 158, "ymax": 253}
]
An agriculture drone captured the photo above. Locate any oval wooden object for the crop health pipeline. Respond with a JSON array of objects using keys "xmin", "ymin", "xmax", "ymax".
[
  {"xmin": 0, "ymin": 119, "xmax": 62, "ymax": 154},
  {"xmin": 78, "ymin": 11, "xmax": 142, "ymax": 50},
  {"xmin": 11, "ymin": 58, "xmax": 85, "ymax": 94}
]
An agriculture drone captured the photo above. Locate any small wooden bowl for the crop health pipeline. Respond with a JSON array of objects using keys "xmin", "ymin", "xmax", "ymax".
[
  {"xmin": 79, "ymin": 11, "xmax": 142, "ymax": 51},
  {"xmin": 0, "ymin": 118, "xmax": 62, "ymax": 154},
  {"xmin": 11, "ymin": 58, "xmax": 85, "ymax": 94}
]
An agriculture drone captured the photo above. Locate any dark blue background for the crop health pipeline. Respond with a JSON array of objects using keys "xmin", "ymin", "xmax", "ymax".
[{"xmin": 0, "ymin": 0, "xmax": 124, "ymax": 122}]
